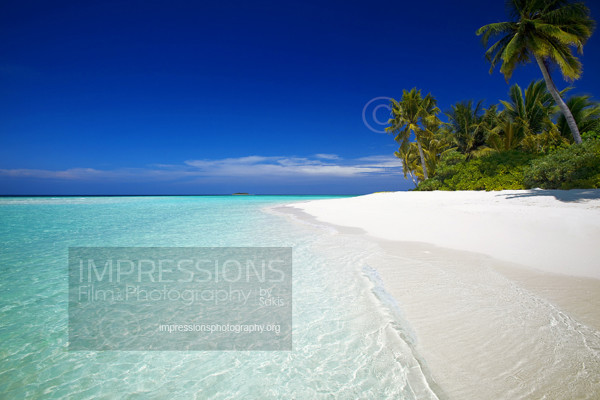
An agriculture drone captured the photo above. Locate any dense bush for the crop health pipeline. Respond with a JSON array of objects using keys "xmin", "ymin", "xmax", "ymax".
[
  {"xmin": 582, "ymin": 130, "xmax": 600, "ymax": 141},
  {"xmin": 523, "ymin": 139, "xmax": 600, "ymax": 189},
  {"xmin": 416, "ymin": 150, "xmax": 539, "ymax": 191}
]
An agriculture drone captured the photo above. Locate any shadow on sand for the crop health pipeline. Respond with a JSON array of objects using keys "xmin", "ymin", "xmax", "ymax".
[{"xmin": 501, "ymin": 189, "xmax": 600, "ymax": 203}]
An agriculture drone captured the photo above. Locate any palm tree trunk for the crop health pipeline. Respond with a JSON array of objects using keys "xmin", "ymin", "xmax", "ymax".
[
  {"xmin": 416, "ymin": 140, "xmax": 428, "ymax": 180},
  {"xmin": 408, "ymin": 171, "xmax": 417, "ymax": 187},
  {"xmin": 535, "ymin": 55, "xmax": 582, "ymax": 144}
]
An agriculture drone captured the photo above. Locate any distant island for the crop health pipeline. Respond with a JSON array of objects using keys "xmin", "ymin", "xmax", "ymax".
[{"xmin": 232, "ymin": 193, "xmax": 250, "ymax": 195}]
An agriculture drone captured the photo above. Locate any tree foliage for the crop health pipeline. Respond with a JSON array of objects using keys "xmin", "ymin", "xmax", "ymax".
[
  {"xmin": 416, "ymin": 150, "xmax": 538, "ymax": 191},
  {"xmin": 443, "ymin": 101, "xmax": 495, "ymax": 159},
  {"xmin": 476, "ymin": 0, "xmax": 595, "ymax": 81},
  {"xmin": 557, "ymin": 95, "xmax": 600, "ymax": 140},
  {"xmin": 500, "ymin": 80, "xmax": 561, "ymax": 136},
  {"xmin": 386, "ymin": 88, "xmax": 441, "ymax": 181}
]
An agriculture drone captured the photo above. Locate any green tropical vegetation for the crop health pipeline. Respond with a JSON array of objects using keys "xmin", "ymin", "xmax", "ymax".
[
  {"xmin": 387, "ymin": 0, "xmax": 599, "ymax": 191},
  {"xmin": 386, "ymin": 88, "xmax": 442, "ymax": 180},
  {"xmin": 417, "ymin": 151, "xmax": 539, "ymax": 191},
  {"xmin": 524, "ymin": 139, "xmax": 600, "ymax": 189}
]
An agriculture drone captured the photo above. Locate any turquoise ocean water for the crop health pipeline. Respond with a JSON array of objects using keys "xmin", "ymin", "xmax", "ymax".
[{"xmin": 0, "ymin": 196, "xmax": 438, "ymax": 399}]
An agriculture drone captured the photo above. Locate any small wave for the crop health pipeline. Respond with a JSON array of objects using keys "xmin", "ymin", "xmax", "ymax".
[{"xmin": 362, "ymin": 264, "xmax": 419, "ymax": 346}]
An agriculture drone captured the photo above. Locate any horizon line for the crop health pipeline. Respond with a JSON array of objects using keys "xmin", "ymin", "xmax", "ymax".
[{"xmin": 0, "ymin": 193, "xmax": 367, "ymax": 197}]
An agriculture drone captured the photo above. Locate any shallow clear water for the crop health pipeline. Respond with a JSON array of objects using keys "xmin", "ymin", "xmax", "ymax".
[{"xmin": 0, "ymin": 196, "xmax": 438, "ymax": 399}]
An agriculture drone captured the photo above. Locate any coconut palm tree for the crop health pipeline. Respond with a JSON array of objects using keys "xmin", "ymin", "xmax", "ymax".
[
  {"xmin": 444, "ymin": 100, "xmax": 495, "ymax": 159},
  {"xmin": 476, "ymin": 0, "xmax": 595, "ymax": 144},
  {"xmin": 500, "ymin": 80, "xmax": 564, "ymax": 136},
  {"xmin": 557, "ymin": 95, "xmax": 600, "ymax": 139},
  {"xmin": 386, "ymin": 88, "xmax": 441, "ymax": 180},
  {"xmin": 487, "ymin": 119, "xmax": 526, "ymax": 151},
  {"xmin": 393, "ymin": 131, "xmax": 451, "ymax": 185},
  {"xmin": 420, "ymin": 131, "xmax": 453, "ymax": 178},
  {"xmin": 394, "ymin": 142, "xmax": 420, "ymax": 187}
]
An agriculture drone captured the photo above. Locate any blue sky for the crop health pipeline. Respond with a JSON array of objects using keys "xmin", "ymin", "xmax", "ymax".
[{"xmin": 1, "ymin": 0, "xmax": 600, "ymax": 195}]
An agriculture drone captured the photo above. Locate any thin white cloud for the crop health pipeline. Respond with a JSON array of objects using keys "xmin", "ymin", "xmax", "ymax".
[
  {"xmin": 0, "ymin": 154, "xmax": 402, "ymax": 182},
  {"xmin": 356, "ymin": 155, "xmax": 403, "ymax": 168},
  {"xmin": 184, "ymin": 155, "xmax": 400, "ymax": 177},
  {"xmin": 314, "ymin": 153, "xmax": 340, "ymax": 160},
  {"xmin": 0, "ymin": 168, "xmax": 105, "ymax": 180}
]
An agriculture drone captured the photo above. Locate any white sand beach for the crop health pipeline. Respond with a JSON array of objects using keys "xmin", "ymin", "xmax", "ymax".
[
  {"xmin": 286, "ymin": 189, "xmax": 600, "ymax": 399},
  {"xmin": 292, "ymin": 189, "xmax": 600, "ymax": 279}
]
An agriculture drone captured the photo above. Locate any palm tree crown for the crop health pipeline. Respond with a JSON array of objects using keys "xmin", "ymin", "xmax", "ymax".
[
  {"xmin": 477, "ymin": 0, "xmax": 594, "ymax": 81},
  {"xmin": 500, "ymin": 80, "xmax": 561, "ymax": 135},
  {"xmin": 444, "ymin": 100, "xmax": 496, "ymax": 159},
  {"xmin": 557, "ymin": 95, "xmax": 600, "ymax": 138}
]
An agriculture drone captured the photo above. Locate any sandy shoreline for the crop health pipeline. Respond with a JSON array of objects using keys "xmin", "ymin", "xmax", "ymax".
[{"xmin": 280, "ymin": 190, "xmax": 600, "ymax": 399}]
